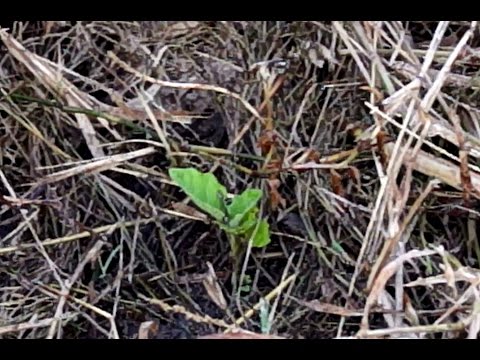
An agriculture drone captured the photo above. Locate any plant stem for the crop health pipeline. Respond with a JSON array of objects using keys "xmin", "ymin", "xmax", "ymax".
[
  {"xmin": 9, "ymin": 92, "xmax": 155, "ymax": 136},
  {"xmin": 227, "ymin": 233, "xmax": 240, "ymax": 295}
]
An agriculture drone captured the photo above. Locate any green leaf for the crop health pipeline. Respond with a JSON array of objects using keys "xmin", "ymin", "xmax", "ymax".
[
  {"xmin": 227, "ymin": 189, "xmax": 262, "ymax": 228},
  {"xmin": 248, "ymin": 219, "xmax": 270, "ymax": 248},
  {"xmin": 220, "ymin": 208, "xmax": 258, "ymax": 235},
  {"xmin": 331, "ymin": 240, "xmax": 345, "ymax": 254},
  {"xmin": 168, "ymin": 167, "xmax": 227, "ymax": 222},
  {"xmin": 240, "ymin": 275, "xmax": 252, "ymax": 294}
]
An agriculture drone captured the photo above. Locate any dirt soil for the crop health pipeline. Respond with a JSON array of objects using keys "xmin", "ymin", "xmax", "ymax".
[{"xmin": 2, "ymin": 21, "xmax": 480, "ymax": 339}]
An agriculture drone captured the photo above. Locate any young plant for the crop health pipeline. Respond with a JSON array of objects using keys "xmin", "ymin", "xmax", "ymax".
[{"xmin": 168, "ymin": 167, "xmax": 270, "ymax": 257}]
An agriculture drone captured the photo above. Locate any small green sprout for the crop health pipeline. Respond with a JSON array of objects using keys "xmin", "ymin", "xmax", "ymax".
[{"xmin": 168, "ymin": 167, "xmax": 271, "ymax": 256}]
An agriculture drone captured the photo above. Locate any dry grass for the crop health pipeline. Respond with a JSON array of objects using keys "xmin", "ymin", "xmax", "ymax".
[{"xmin": 2, "ymin": 21, "xmax": 480, "ymax": 338}]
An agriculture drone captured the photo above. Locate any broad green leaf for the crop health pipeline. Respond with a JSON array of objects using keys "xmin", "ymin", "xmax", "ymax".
[
  {"xmin": 220, "ymin": 208, "xmax": 258, "ymax": 235},
  {"xmin": 169, "ymin": 167, "xmax": 227, "ymax": 222},
  {"xmin": 227, "ymin": 189, "xmax": 262, "ymax": 228},
  {"xmin": 248, "ymin": 219, "xmax": 270, "ymax": 248}
]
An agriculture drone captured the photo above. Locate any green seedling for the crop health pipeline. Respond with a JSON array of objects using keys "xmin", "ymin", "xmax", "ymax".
[
  {"xmin": 168, "ymin": 167, "xmax": 271, "ymax": 257},
  {"xmin": 239, "ymin": 274, "xmax": 252, "ymax": 294}
]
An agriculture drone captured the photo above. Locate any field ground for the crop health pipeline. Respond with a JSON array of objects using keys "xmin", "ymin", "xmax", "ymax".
[{"xmin": 1, "ymin": 21, "xmax": 480, "ymax": 339}]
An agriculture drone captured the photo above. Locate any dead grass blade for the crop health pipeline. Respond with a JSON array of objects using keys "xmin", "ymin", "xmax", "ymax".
[
  {"xmin": 0, "ymin": 313, "xmax": 77, "ymax": 337},
  {"xmin": 39, "ymin": 147, "xmax": 156, "ymax": 184},
  {"xmin": 202, "ymin": 262, "xmax": 227, "ymax": 311},
  {"xmin": 360, "ymin": 247, "xmax": 440, "ymax": 332},
  {"xmin": 47, "ymin": 239, "xmax": 106, "ymax": 338},
  {"xmin": 366, "ymin": 179, "xmax": 440, "ymax": 291},
  {"xmin": 332, "ymin": 22, "xmax": 371, "ymax": 84},
  {"xmin": 38, "ymin": 283, "xmax": 119, "ymax": 338},
  {"xmin": 297, "ymin": 299, "xmax": 364, "ymax": 317},
  {"xmin": 468, "ymin": 300, "xmax": 480, "ymax": 339},
  {"xmin": 357, "ymin": 321, "xmax": 466, "ymax": 338},
  {"xmin": 383, "ymin": 142, "xmax": 480, "ymax": 198},
  {"xmin": 0, "ymin": 29, "xmax": 107, "ymax": 157},
  {"xmin": 0, "ymin": 217, "xmax": 157, "ymax": 255}
]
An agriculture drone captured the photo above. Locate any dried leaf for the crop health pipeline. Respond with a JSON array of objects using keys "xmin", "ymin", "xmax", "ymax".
[
  {"xmin": 330, "ymin": 169, "xmax": 345, "ymax": 197},
  {"xmin": 257, "ymin": 129, "xmax": 277, "ymax": 156},
  {"xmin": 202, "ymin": 262, "xmax": 227, "ymax": 310},
  {"xmin": 306, "ymin": 149, "xmax": 321, "ymax": 163},
  {"xmin": 298, "ymin": 299, "xmax": 363, "ymax": 317},
  {"xmin": 347, "ymin": 166, "xmax": 362, "ymax": 189},
  {"xmin": 267, "ymin": 178, "xmax": 286, "ymax": 210},
  {"xmin": 375, "ymin": 130, "xmax": 388, "ymax": 166},
  {"xmin": 138, "ymin": 321, "xmax": 159, "ymax": 339},
  {"xmin": 111, "ymin": 93, "xmax": 196, "ymax": 124}
]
